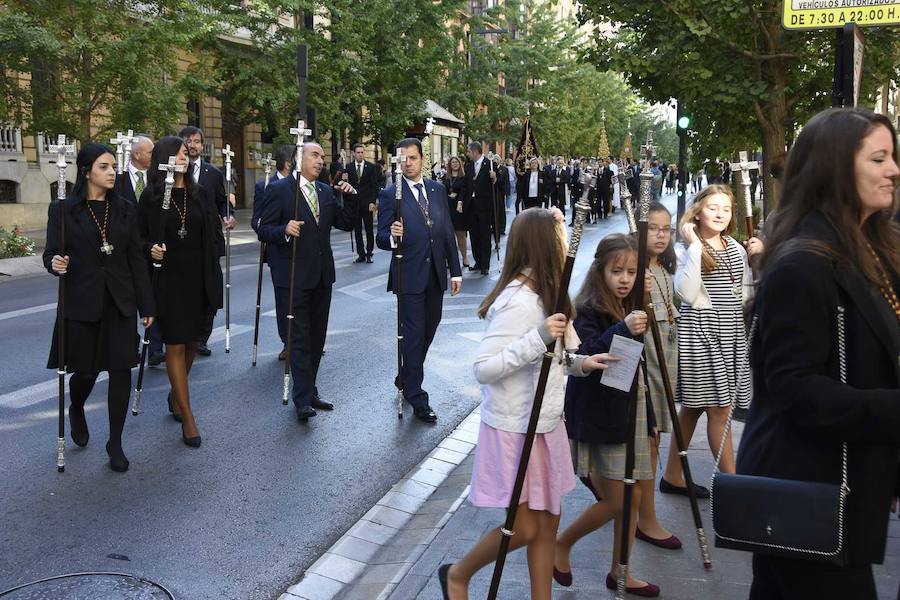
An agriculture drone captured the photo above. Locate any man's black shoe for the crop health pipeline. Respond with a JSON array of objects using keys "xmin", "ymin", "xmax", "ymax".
[
  {"xmin": 148, "ymin": 352, "xmax": 165, "ymax": 367},
  {"xmin": 196, "ymin": 343, "xmax": 211, "ymax": 357},
  {"xmin": 366, "ymin": 257, "xmax": 373, "ymax": 263},
  {"xmin": 353, "ymin": 256, "xmax": 366, "ymax": 263},
  {"xmin": 296, "ymin": 406, "xmax": 317, "ymax": 421},
  {"xmin": 468, "ymin": 265, "xmax": 479, "ymax": 272},
  {"xmin": 311, "ymin": 395, "xmax": 334, "ymax": 411},
  {"xmin": 480, "ymin": 269, "xmax": 489, "ymax": 275},
  {"xmin": 413, "ymin": 405, "xmax": 438, "ymax": 423}
]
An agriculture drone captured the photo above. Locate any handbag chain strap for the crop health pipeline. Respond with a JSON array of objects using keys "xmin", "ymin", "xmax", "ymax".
[{"xmin": 710, "ymin": 305, "xmax": 851, "ymax": 558}]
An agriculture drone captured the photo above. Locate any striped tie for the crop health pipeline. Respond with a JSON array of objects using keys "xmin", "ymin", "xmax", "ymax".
[{"xmin": 305, "ymin": 182, "xmax": 319, "ymax": 221}]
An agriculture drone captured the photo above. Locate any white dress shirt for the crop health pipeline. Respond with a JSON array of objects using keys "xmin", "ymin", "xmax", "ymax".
[
  {"xmin": 528, "ymin": 171, "xmax": 539, "ymax": 197},
  {"xmin": 191, "ymin": 158, "xmax": 201, "ymax": 183},
  {"xmin": 395, "ymin": 176, "xmax": 461, "ymax": 283}
]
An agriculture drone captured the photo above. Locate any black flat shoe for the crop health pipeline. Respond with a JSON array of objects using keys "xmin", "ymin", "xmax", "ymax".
[
  {"xmin": 148, "ymin": 351, "xmax": 165, "ymax": 367},
  {"xmin": 167, "ymin": 393, "xmax": 183, "ymax": 423},
  {"xmin": 182, "ymin": 433, "xmax": 201, "ymax": 448},
  {"xmin": 366, "ymin": 258, "xmax": 373, "ymax": 264},
  {"xmin": 69, "ymin": 406, "xmax": 89, "ymax": 447},
  {"xmin": 196, "ymin": 343, "xmax": 211, "ymax": 357},
  {"xmin": 659, "ymin": 477, "xmax": 710, "ymax": 499},
  {"xmin": 467, "ymin": 265, "xmax": 479, "ymax": 272},
  {"xmin": 106, "ymin": 441, "xmax": 129, "ymax": 472},
  {"xmin": 353, "ymin": 256, "xmax": 366, "ymax": 263},
  {"xmin": 311, "ymin": 395, "xmax": 333, "ymax": 411},
  {"xmin": 413, "ymin": 405, "xmax": 438, "ymax": 423},
  {"xmin": 438, "ymin": 564, "xmax": 452, "ymax": 600},
  {"xmin": 296, "ymin": 405, "xmax": 317, "ymax": 421}
]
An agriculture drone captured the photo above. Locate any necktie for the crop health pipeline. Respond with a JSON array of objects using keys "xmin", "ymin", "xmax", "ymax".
[
  {"xmin": 304, "ymin": 182, "xmax": 319, "ymax": 221},
  {"xmin": 414, "ymin": 183, "xmax": 430, "ymax": 225},
  {"xmin": 357, "ymin": 163, "xmax": 363, "ymax": 179},
  {"xmin": 135, "ymin": 171, "xmax": 145, "ymax": 199},
  {"xmin": 193, "ymin": 162, "xmax": 200, "ymax": 183}
]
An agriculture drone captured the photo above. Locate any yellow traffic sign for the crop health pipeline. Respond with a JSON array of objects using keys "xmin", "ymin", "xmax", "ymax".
[{"xmin": 783, "ymin": 1, "xmax": 900, "ymax": 29}]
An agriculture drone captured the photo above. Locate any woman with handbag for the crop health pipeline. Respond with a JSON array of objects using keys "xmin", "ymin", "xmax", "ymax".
[{"xmin": 734, "ymin": 107, "xmax": 900, "ymax": 599}]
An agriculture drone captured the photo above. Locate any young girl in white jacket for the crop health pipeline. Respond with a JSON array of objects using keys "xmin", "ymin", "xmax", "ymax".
[{"xmin": 439, "ymin": 207, "xmax": 613, "ymax": 600}]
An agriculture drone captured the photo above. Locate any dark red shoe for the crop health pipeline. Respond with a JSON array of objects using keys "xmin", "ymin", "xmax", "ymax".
[
  {"xmin": 605, "ymin": 573, "xmax": 660, "ymax": 597},
  {"xmin": 552, "ymin": 566, "xmax": 572, "ymax": 587},
  {"xmin": 636, "ymin": 527, "xmax": 683, "ymax": 550}
]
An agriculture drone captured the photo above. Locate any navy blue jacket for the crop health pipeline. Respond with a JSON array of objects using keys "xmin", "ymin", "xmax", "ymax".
[
  {"xmin": 257, "ymin": 174, "xmax": 355, "ymax": 291},
  {"xmin": 375, "ymin": 178, "xmax": 462, "ymax": 294},
  {"xmin": 565, "ymin": 306, "xmax": 656, "ymax": 444}
]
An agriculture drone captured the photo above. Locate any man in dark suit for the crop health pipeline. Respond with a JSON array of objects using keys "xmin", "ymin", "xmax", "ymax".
[
  {"xmin": 570, "ymin": 157, "xmax": 584, "ymax": 225},
  {"xmin": 376, "ymin": 138, "xmax": 462, "ymax": 423},
  {"xmin": 251, "ymin": 144, "xmax": 294, "ymax": 360},
  {"xmin": 179, "ymin": 125, "xmax": 234, "ymax": 356},
  {"xmin": 257, "ymin": 142, "xmax": 357, "ymax": 421},
  {"xmin": 347, "ymin": 142, "xmax": 382, "ymax": 263},
  {"xmin": 598, "ymin": 158, "xmax": 613, "ymax": 219},
  {"xmin": 462, "ymin": 142, "xmax": 496, "ymax": 275},
  {"xmin": 549, "ymin": 156, "xmax": 569, "ymax": 216}
]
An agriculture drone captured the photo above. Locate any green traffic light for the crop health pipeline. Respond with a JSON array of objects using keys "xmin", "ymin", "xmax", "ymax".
[{"xmin": 678, "ymin": 116, "xmax": 690, "ymax": 129}]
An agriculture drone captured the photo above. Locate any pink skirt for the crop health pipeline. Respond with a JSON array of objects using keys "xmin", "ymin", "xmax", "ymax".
[{"xmin": 469, "ymin": 419, "xmax": 576, "ymax": 515}]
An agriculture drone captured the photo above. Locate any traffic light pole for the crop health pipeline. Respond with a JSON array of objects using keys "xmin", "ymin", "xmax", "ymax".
[{"xmin": 676, "ymin": 100, "xmax": 688, "ymax": 228}]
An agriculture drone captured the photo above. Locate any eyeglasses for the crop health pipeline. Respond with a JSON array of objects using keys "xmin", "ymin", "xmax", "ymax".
[{"xmin": 648, "ymin": 225, "xmax": 672, "ymax": 235}]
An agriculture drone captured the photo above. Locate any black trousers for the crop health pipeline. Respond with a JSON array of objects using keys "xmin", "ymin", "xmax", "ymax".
[
  {"xmin": 749, "ymin": 554, "xmax": 876, "ymax": 600},
  {"xmin": 523, "ymin": 197, "xmax": 541, "ymax": 210},
  {"xmin": 493, "ymin": 195, "xmax": 507, "ymax": 236},
  {"xmin": 278, "ymin": 284, "xmax": 332, "ymax": 409},
  {"xmin": 270, "ymin": 264, "xmax": 288, "ymax": 344},
  {"xmin": 397, "ymin": 269, "xmax": 444, "ymax": 409},
  {"xmin": 353, "ymin": 209, "xmax": 374, "ymax": 258},
  {"xmin": 70, "ymin": 370, "xmax": 130, "ymax": 447},
  {"xmin": 469, "ymin": 210, "xmax": 492, "ymax": 269}
]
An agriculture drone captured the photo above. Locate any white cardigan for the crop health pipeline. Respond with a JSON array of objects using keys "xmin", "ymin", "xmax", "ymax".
[
  {"xmin": 675, "ymin": 238, "xmax": 753, "ymax": 309},
  {"xmin": 474, "ymin": 279, "xmax": 585, "ymax": 434}
]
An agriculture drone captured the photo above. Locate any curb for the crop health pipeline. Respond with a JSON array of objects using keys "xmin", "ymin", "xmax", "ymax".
[
  {"xmin": 0, "ymin": 256, "xmax": 45, "ymax": 279},
  {"xmin": 278, "ymin": 409, "xmax": 481, "ymax": 600}
]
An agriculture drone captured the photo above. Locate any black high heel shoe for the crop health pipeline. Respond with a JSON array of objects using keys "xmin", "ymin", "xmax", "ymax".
[
  {"xmin": 181, "ymin": 424, "xmax": 201, "ymax": 448},
  {"xmin": 167, "ymin": 392, "xmax": 183, "ymax": 423},
  {"xmin": 69, "ymin": 405, "xmax": 89, "ymax": 447},
  {"xmin": 105, "ymin": 441, "xmax": 129, "ymax": 472}
]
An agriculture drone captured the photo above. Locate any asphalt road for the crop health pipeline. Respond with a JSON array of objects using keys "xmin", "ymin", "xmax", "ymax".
[{"xmin": 0, "ymin": 197, "xmax": 670, "ymax": 599}]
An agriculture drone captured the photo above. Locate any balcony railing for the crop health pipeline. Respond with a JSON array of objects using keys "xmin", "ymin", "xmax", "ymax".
[{"xmin": 0, "ymin": 124, "xmax": 23, "ymax": 155}]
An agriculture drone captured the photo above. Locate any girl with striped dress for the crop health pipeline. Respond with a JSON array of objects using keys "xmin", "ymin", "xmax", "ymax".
[{"xmin": 661, "ymin": 185, "xmax": 752, "ymax": 490}]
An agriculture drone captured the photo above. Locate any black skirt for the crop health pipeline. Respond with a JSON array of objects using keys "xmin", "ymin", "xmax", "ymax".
[
  {"xmin": 155, "ymin": 188, "xmax": 209, "ymax": 344},
  {"xmin": 47, "ymin": 288, "xmax": 140, "ymax": 373}
]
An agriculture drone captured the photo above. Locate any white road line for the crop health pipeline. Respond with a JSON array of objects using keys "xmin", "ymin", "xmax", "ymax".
[
  {"xmin": 335, "ymin": 273, "xmax": 388, "ymax": 301},
  {"xmin": 440, "ymin": 316, "xmax": 481, "ymax": 325},
  {"xmin": 457, "ymin": 332, "xmax": 483, "ymax": 343},
  {"xmin": 0, "ymin": 374, "xmax": 107, "ymax": 409},
  {"xmin": 0, "ymin": 303, "xmax": 56, "ymax": 322}
]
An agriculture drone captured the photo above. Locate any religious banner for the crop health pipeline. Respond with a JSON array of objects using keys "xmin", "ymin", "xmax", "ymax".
[{"xmin": 513, "ymin": 117, "xmax": 540, "ymax": 175}]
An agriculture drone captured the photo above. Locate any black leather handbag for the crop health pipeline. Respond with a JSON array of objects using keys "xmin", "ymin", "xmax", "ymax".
[{"xmin": 709, "ymin": 308, "xmax": 850, "ymax": 566}]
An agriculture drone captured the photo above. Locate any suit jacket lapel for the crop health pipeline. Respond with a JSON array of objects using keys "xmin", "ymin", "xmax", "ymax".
[{"xmin": 834, "ymin": 263, "xmax": 900, "ymax": 379}]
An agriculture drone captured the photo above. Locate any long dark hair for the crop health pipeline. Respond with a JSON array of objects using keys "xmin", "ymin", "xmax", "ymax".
[
  {"xmin": 762, "ymin": 108, "xmax": 899, "ymax": 285},
  {"xmin": 647, "ymin": 201, "xmax": 676, "ymax": 274},
  {"xmin": 576, "ymin": 234, "xmax": 638, "ymax": 320},
  {"xmin": 147, "ymin": 136, "xmax": 193, "ymax": 199},
  {"xmin": 478, "ymin": 208, "xmax": 573, "ymax": 319},
  {"xmin": 72, "ymin": 143, "xmax": 116, "ymax": 201}
]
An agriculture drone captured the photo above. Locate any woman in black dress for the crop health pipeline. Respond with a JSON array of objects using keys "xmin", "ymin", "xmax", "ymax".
[
  {"xmin": 737, "ymin": 108, "xmax": 900, "ymax": 599},
  {"xmin": 443, "ymin": 156, "xmax": 469, "ymax": 268},
  {"xmin": 44, "ymin": 143, "xmax": 155, "ymax": 473},
  {"xmin": 138, "ymin": 136, "xmax": 223, "ymax": 448}
]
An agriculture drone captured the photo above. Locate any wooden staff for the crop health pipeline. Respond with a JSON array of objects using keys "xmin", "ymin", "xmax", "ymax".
[
  {"xmin": 391, "ymin": 149, "xmax": 407, "ymax": 419},
  {"xmin": 618, "ymin": 167, "xmax": 711, "ymax": 569},
  {"xmin": 222, "ymin": 144, "xmax": 235, "ymax": 354},
  {"xmin": 49, "ymin": 135, "xmax": 74, "ymax": 472},
  {"xmin": 283, "ymin": 121, "xmax": 311, "ymax": 405},
  {"xmin": 133, "ymin": 156, "xmax": 185, "ymax": 415},
  {"xmin": 487, "ymin": 197, "xmax": 592, "ymax": 599},
  {"xmin": 616, "ymin": 131, "xmax": 655, "ymax": 600},
  {"xmin": 487, "ymin": 152, "xmax": 501, "ymax": 270},
  {"xmin": 251, "ymin": 151, "xmax": 274, "ymax": 367}
]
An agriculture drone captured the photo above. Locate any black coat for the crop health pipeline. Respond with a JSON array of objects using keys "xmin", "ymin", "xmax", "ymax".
[
  {"xmin": 463, "ymin": 158, "xmax": 495, "ymax": 214},
  {"xmin": 43, "ymin": 193, "xmax": 155, "ymax": 321},
  {"xmin": 736, "ymin": 211, "xmax": 900, "ymax": 566},
  {"xmin": 192, "ymin": 160, "xmax": 228, "ymax": 218},
  {"xmin": 346, "ymin": 160, "xmax": 382, "ymax": 212},
  {"xmin": 257, "ymin": 174, "xmax": 356, "ymax": 292},
  {"xmin": 137, "ymin": 184, "xmax": 224, "ymax": 312},
  {"xmin": 442, "ymin": 173, "xmax": 467, "ymax": 231},
  {"xmin": 565, "ymin": 306, "xmax": 656, "ymax": 444},
  {"xmin": 516, "ymin": 170, "xmax": 545, "ymax": 203},
  {"xmin": 116, "ymin": 172, "xmax": 139, "ymax": 204}
]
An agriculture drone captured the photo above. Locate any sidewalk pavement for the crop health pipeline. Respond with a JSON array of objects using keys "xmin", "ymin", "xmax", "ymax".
[{"xmin": 324, "ymin": 409, "xmax": 899, "ymax": 600}]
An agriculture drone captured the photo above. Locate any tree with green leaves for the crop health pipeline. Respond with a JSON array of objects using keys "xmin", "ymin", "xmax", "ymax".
[
  {"xmin": 578, "ymin": 0, "xmax": 900, "ymax": 208},
  {"xmin": 0, "ymin": 0, "xmax": 229, "ymax": 143}
]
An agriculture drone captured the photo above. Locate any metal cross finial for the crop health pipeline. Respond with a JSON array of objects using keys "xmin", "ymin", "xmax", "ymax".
[
  {"xmin": 123, "ymin": 129, "xmax": 136, "ymax": 171},
  {"xmin": 601, "ymin": 108, "xmax": 606, "ymax": 121},
  {"xmin": 49, "ymin": 135, "xmax": 75, "ymax": 201},
  {"xmin": 425, "ymin": 117, "xmax": 435, "ymax": 135},
  {"xmin": 158, "ymin": 156, "xmax": 187, "ymax": 210},
  {"xmin": 730, "ymin": 150, "xmax": 760, "ymax": 219},
  {"xmin": 290, "ymin": 120, "xmax": 311, "ymax": 172},
  {"xmin": 392, "ymin": 147, "xmax": 407, "ymax": 173},
  {"xmin": 109, "ymin": 131, "xmax": 127, "ymax": 174},
  {"xmin": 222, "ymin": 144, "xmax": 235, "ymax": 183}
]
